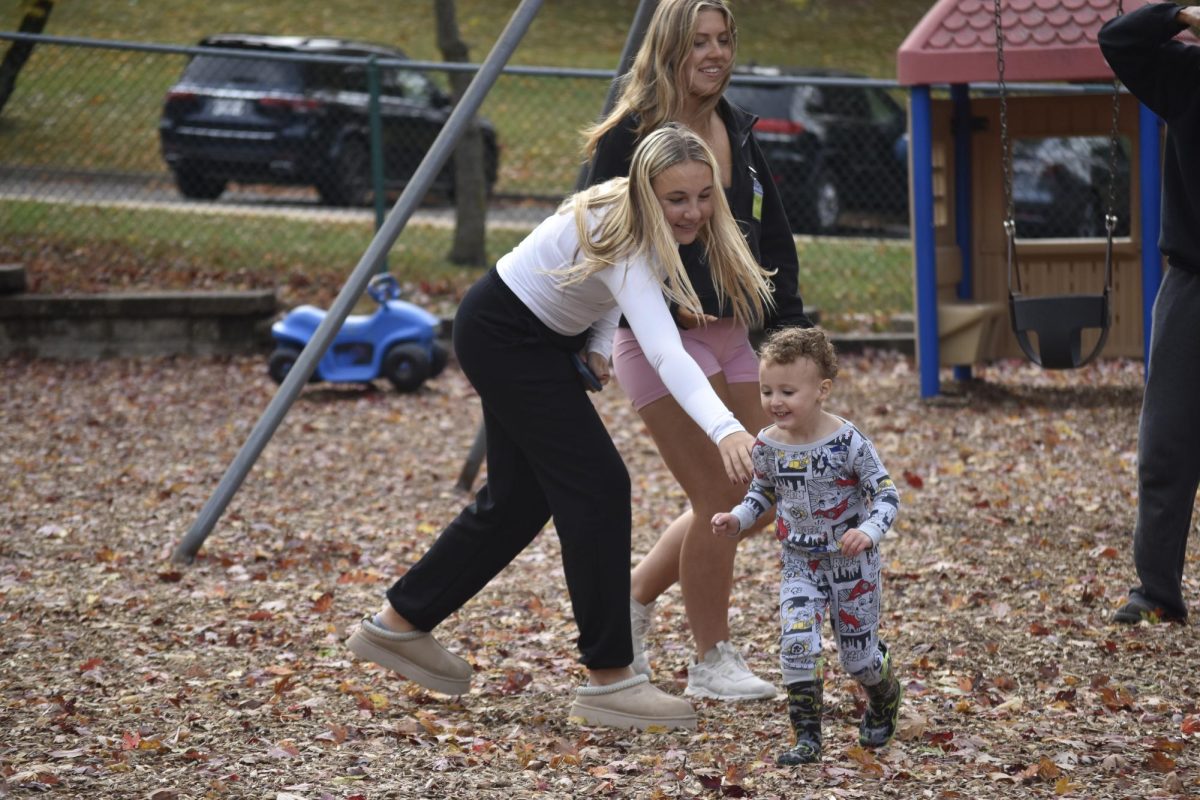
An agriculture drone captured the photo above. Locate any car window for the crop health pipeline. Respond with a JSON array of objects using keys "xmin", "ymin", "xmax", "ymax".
[
  {"xmin": 181, "ymin": 54, "xmax": 304, "ymax": 89},
  {"xmin": 822, "ymin": 87, "xmax": 870, "ymax": 120},
  {"xmin": 308, "ymin": 63, "xmax": 370, "ymax": 92},
  {"xmin": 725, "ymin": 84, "xmax": 793, "ymax": 119},
  {"xmin": 383, "ymin": 69, "xmax": 434, "ymax": 106},
  {"xmin": 864, "ymin": 89, "xmax": 902, "ymax": 126}
]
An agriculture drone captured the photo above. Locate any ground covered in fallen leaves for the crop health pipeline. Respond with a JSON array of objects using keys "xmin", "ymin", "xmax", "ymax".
[{"xmin": 2, "ymin": 352, "xmax": 1198, "ymax": 799}]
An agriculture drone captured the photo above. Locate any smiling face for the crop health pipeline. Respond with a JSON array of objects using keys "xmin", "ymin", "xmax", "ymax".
[
  {"xmin": 758, "ymin": 357, "xmax": 832, "ymax": 440},
  {"xmin": 681, "ymin": 8, "xmax": 733, "ymax": 101},
  {"xmin": 651, "ymin": 159, "xmax": 715, "ymax": 244}
]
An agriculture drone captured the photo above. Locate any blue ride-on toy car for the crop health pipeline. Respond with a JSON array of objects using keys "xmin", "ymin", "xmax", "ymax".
[{"xmin": 268, "ymin": 273, "xmax": 449, "ymax": 392}]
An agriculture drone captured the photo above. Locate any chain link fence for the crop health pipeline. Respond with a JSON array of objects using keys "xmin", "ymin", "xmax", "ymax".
[{"xmin": 0, "ymin": 32, "xmax": 930, "ymax": 329}]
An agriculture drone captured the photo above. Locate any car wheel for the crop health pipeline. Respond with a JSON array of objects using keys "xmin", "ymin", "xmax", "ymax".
[
  {"xmin": 268, "ymin": 346, "xmax": 301, "ymax": 385},
  {"xmin": 382, "ymin": 343, "xmax": 430, "ymax": 392},
  {"xmin": 811, "ymin": 173, "xmax": 841, "ymax": 234},
  {"xmin": 317, "ymin": 138, "xmax": 371, "ymax": 206},
  {"xmin": 429, "ymin": 341, "xmax": 450, "ymax": 378},
  {"xmin": 792, "ymin": 171, "xmax": 840, "ymax": 235},
  {"xmin": 173, "ymin": 166, "xmax": 227, "ymax": 200}
]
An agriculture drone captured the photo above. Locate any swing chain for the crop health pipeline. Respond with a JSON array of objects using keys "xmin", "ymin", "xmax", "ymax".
[
  {"xmin": 993, "ymin": 0, "xmax": 1015, "ymax": 228},
  {"xmin": 1104, "ymin": 0, "xmax": 1126, "ymax": 238}
]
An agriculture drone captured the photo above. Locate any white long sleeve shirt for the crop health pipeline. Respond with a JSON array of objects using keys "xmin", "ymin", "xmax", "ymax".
[{"xmin": 496, "ymin": 208, "xmax": 744, "ymax": 445}]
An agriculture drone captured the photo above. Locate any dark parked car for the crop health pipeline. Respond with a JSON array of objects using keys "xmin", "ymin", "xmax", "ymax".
[
  {"xmin": 159, "ymin": 34, "xmax": 498, "ymax": 205},
  {"xmin": 1010, "ymin": 136, "xmax": 1131, "ymax": 239},
  {"xmin": 725, "ymin": 66, "xmax": 909, "ymax": 234}
]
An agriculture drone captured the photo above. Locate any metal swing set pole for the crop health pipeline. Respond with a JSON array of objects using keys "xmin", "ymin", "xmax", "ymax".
[
  {"xmin": 172, "ymin": 0, "xmax": 545, "ymax": 564},
  {"xmin": 455, "ymin": 0, "xmax": 659, "ymax": 493}
]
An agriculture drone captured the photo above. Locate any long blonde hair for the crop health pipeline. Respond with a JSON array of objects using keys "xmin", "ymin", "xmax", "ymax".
[
  {"xmin": 583, "ymin": 0, "xmax": 737, "ymax": 156},
  {"xmin": 559, "ymin": 124, "xmax": 773, "ymax": 328}
]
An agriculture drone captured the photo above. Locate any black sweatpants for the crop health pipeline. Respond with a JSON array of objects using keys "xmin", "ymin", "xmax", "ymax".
[
  {"xmin": 388, "ymin": 269, "xmax": 635, "ymax": 668},
  {"xmin": 1131, "ymin": 265, "xmax": 1200, "ymax": 620}
]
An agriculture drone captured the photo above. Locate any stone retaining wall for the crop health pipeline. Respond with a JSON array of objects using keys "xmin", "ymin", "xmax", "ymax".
[{"xmin": 0, "ymin": 284, "xmax": 278, "ymax": 360}]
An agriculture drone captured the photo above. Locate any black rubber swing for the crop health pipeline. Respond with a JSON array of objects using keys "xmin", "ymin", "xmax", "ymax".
[{"xmin": 1004, "ymin": 220, "xmax": 1114, "ymax": 370}]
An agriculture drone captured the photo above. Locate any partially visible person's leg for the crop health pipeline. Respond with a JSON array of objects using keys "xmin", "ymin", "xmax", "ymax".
[
  {"xmin": 1121, "ymin": 267, "xmax": 1200, "ymax": 622},
  {"xmin": 826, "ymin": 548, "xmax": 900, "ymax": 748},
  {"xmin": 638, "ymin": 386, "xmax": 741, "ymax": 654},
  {"xmin": 631, "ymin": 512, "xmax": 690, "ymax": 606},
  {"xmin": 349, "ymin": 272, "xmax": 555, "ymax": 693},
  {"xmin": 385, "ymin": 402, "xmax": 550, "ymax": 629},
  {"xmin": 616, "ymin": 321, "xmax": 771, "ymax": 694},
  {"xmin": 671, "ymin": 380, "xmax": 768, "ymax": 656},
  {"xmin": 777, "ymin": 548, "xmax": 826, "ymax": 765},
  {"xmin": 639, "ymin": 377, "xmax": 775, "ymax": 700}
]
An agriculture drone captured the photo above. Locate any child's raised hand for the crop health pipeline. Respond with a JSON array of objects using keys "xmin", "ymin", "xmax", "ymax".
[
  {"xmin": 711, "ymin": 512, "xmax": 740, "ymax": 538},
  {"xmin": 840, "ymin": 529, "xmax": 873, "ymax": 557}
]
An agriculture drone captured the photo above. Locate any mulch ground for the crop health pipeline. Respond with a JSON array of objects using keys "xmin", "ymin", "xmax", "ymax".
[{"xmin": 2, "ymin": 351, "xmax": 1198, "ymax": 799}]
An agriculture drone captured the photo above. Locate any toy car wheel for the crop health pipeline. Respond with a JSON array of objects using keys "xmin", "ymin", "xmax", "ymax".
[
  {"xmin": 429, "ymin": 341, "xmax": 450, "ymax": 377},
  {"xmin": 382, "ymin": 343, "xmax": 430, "ymax": 392},
  {"xmin": 268, "ymin": 346, "xmax": 301, "ymax": 385}
]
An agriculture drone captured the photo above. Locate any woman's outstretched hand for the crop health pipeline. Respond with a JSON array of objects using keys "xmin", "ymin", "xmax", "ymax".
[
  {"xmin": 585, "ymin": 351, "xmax": 611, "ymax": 388},
  {"xmin": 717, "ymin": 430, "xmax": 755, "ymax": 484}
]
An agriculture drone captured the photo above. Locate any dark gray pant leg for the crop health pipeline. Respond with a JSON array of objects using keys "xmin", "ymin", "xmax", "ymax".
[{"xmin": 1131, "ymin": 266, "xmax": 1200, "ymax": 619}]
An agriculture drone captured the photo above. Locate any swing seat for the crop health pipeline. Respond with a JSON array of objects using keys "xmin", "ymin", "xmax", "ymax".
[{"xmin": 1008, "ymin": 292, "xmax": 1111, "ymax": 370}]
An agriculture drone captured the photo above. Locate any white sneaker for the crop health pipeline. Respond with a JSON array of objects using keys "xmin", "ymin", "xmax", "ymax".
[
  {"xmin": 685, "ymin": 641, "xmax": 776, "ymax": 701},
  {"xmin": 630, "ymin": 597, "xmax": 656, "ymax": 677}
]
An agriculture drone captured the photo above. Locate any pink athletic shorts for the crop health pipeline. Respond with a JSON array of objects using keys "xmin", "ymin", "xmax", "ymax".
[{"xmin": 612, "ymin": 318, "xmax": 760, "ymax": 410}]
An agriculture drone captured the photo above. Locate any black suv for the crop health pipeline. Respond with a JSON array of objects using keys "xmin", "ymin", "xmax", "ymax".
[
  {"xmin": 159, "ymin": 34, "xmax": 498, "ymax": 205},
  {"xmin": 725, "ymin": 67, "xmax": 909, "ymax": 235}
]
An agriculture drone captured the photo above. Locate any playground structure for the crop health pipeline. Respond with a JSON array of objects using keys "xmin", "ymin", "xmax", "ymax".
[{"xmin": 898, "ymin": 0, "xmax": 1170, "ymax": 396}]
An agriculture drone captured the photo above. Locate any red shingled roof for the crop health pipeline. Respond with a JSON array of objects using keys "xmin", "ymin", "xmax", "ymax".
[{"xmin": 897, "ymin": 0, "xmax": 1158, "ymax": 85}]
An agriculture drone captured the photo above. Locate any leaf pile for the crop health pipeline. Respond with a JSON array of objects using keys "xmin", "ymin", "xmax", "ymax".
[{"xmin": 1, "ymin": 353, "xmax": 1198, "ymax": 799}]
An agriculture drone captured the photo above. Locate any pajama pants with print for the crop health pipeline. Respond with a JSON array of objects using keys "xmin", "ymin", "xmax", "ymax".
[{"xmin": 779, "ymin": 545, "xmax": 887, "ymax": 686}]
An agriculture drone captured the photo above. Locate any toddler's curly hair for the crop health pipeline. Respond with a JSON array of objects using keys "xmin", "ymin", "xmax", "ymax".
[{"xmin": 759, "ymin": 327, "xmax": 838, "ymax": 380}]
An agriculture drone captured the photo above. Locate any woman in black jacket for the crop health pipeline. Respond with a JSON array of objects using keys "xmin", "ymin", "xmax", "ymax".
[{"xmin": 582, "ymin": 0, "xmax": 811, "ymax": 701}]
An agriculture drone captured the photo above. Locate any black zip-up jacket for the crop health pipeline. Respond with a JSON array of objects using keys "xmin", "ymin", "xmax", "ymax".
[
  {"xmin": 586, "ymin": 98, "xmax": 812, "ymax": 331},
  {"xmin": 1100, "ymin": 2, "xmax": 1200, "ymax": 273}
]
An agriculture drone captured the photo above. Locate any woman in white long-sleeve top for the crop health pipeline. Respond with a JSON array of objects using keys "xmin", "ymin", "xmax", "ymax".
[{"xmin": 344, "ymin": 123, "xmax": 776, "ymax": 731}]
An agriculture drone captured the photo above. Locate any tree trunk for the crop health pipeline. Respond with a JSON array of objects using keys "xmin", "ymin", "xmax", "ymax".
[
  {"xmin": 0, "ymin": 0, "xmax": 54, "ymax": 116},
  {"xmin": 434, "ymin": 0, "xmax": 487, "ymax": 267}
]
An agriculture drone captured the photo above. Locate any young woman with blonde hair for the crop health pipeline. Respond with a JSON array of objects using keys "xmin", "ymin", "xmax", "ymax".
[
  {"xmin": 584, "ymin": 0, "xmax": 812, "ymax": 701},
  {"xmin": 346, "ymin": 124, "xmax": 775, "ymax": 731}
]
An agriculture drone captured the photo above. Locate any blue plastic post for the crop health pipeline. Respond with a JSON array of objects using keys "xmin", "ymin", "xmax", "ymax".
[
  {"xmin": 1138, "ymin": 102, "xmax": 1162, "ymax": 371},
  {"xmin": 951, "ymin": 84, "xmax": 974, "ymax": 383},
  {"xmin": 911, "ymin": 85, "xmax": 940, "ymax": 397}
]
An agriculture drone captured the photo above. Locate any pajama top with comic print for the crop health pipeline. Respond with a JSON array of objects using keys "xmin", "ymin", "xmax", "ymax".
[{"xmin": 729, "ymin": 418, "xmax": 899, "ymax": 554}]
